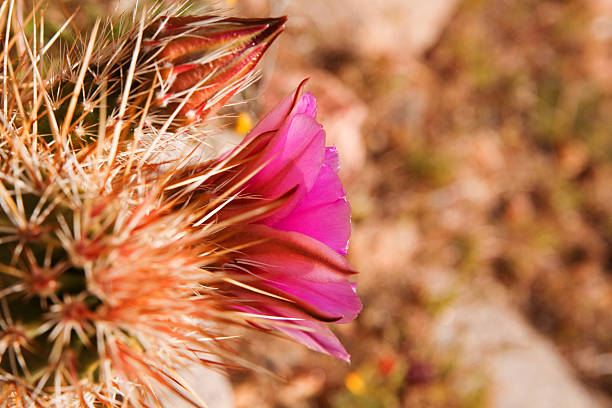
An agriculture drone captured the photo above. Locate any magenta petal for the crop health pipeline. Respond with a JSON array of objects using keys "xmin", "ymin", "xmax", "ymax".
[
  {"xmin": 270, "ymin": 147, "xmax": 351, "ymax": 253},
  {"xmin": 262, "ymin": 274, "xmax": 360, "ymax": 323},
  {"xmin": 241, "ymin": 84, "xmax": 310, "ymax": 143},
  {"xmin": 275, "ymin": 314, "xmax": 351, "ymax": 362},
  {"xmin": 228, "ymin": 224, "xmax": 356, "ymax": 278},
  {"xmin": 295, "ymin": 147, "xmax": 346, "ymax": 209},
  {"xmin": 323, "ymin": 146, "xmax": 340, "ymax": 172},
  {"xmin": 225, "ymin": 225, "xmax": 360, "ymax": 323},
  {"xmin": 294, "ymin": 92, "xmax": 317, "ymax": 118},
  {"xmin": 269, "ymin": 199, "xmax": 350, "ymax": 254},
  {"xmin": 237, "ymin": 303, "xmax": 351, "ymax": 362},
  {"xmin": 245, "ymin": 115, "xmax": 326, "ymax": 225}
]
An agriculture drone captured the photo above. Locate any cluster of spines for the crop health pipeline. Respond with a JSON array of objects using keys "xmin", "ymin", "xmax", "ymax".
[{"xmin": 0, "ymin": 1, "xmax": 286, "ymax": 406}]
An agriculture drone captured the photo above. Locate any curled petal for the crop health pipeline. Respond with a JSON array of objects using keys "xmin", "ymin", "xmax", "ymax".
[
  {"xmin": 275, "ymin": 312, "xmax": 350, "ymax": 362},
  {"xmin": 243, "ymin": 81, "xmax": 312, "ymax": 142},
  {"xmin": 294, "ymin": 92, "xmax": 318, "ymax": 118}
]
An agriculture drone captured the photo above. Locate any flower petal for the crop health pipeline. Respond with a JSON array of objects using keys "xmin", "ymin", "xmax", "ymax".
[
  {"xmin": 244, "ymin": 114, "xmax": 326, "ymax": 224},
  {"xmin": 222, "ymin": 224, "xmax": 356, "ymax": 277},
  {"xmin": 267, "ymin": 199, "xmax": 351, "ymax": 255},
  {"xmin": 243, "ymin": 81, "xmax": 310, "ymax": 143},
  {"xmin": 220, "ymin": 225, "xmax": 360, "ymax": 322},
  {"xmin": 269, "ymin": 147, "xmax": 351, "ymax": 254},
  {"xmin": 273, "ymin": 310, "xmax": 351, "ymax": 362},
  {"xmin": 293, "ymin": 92, "xmax": 317, "ymax": 118},
  {"xmin": 260, "ymin": 273, "xmax": 360, "ymax": 323},
  {"xmin": 290, "ymin": 147, "xmax": 345, "ymax": 209},
  {"xmin": 235, "ymin": 303, "xmax": 351, "ymax": 362}
]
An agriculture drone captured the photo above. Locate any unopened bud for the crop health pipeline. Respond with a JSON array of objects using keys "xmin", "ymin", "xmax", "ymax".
[{"xmin": 147, "ymin": 16, "xmax": 287, "ymax": 123}]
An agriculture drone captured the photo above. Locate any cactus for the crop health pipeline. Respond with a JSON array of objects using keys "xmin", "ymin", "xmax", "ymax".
[{"xmin": 0, "ymin": 2, "xmax": 360, "ymax": 407}]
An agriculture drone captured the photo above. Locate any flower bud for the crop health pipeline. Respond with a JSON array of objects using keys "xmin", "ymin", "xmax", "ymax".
[{"xmin": 146, "ymin": 15, "xmax": 287, "ymax": 123}]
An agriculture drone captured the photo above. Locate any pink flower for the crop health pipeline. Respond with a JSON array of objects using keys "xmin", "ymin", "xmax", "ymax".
[
  {"xmin": 240, "ymin": 85, "xmax": 352, "ymax": 255},
  {"xmin": 215, "ymin": 83, "xmax": 361, "ymax": 361}
]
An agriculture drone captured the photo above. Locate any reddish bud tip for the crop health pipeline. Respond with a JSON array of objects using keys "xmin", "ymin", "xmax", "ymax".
[{"xmin": 149, "ymin": 15, "xmax": 287, "ymax": 123}]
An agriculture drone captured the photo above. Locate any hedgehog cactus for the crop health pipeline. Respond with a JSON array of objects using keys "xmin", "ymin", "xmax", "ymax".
[{"xmin": 0, "ymin": 2, "xmax": 360, "ymax": 407}]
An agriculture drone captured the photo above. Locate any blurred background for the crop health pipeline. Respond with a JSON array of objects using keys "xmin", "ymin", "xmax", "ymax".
[{"xmin": 54, "ymin": 0, "xmax": 612, "ymax": 406}]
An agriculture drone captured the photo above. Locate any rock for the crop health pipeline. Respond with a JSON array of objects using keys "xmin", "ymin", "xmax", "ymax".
[
  {"xmin": 434, "ymin": 288, "xmax": 602, "ymax": 408},
  {"xmin": 284, "ymin": 0, "xmax": 459, "ymax": 58}
]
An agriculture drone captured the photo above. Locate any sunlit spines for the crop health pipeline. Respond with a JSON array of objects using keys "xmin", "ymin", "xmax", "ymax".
[{"xmin": 0, "ymin": 2, "xmax": 287, "ymax": 405}]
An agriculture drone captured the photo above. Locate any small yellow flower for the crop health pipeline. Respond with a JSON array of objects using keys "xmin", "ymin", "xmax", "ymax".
[
  {"xmin": 345, "ymin": 372, "xmax": 366, "ymax": 395},
  {"xmin": 235, "ymin": 111, "xmax": 254, "ymax": 135}
]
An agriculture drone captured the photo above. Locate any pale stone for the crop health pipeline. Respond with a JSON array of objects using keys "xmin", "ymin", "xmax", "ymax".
[
  {"xmin": 433, "ymin": 286, "xmax": 603, "ymax": 408},
  {"xmin": 285, "ymin": 0, "xmax": 460, "ymax": 58}
]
